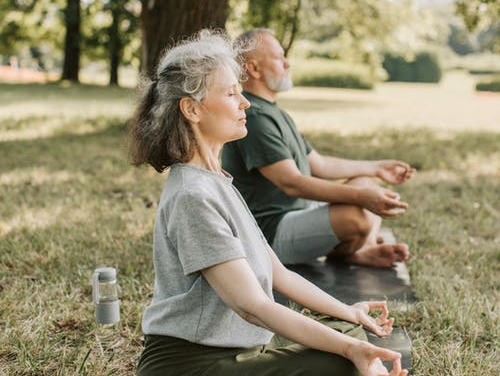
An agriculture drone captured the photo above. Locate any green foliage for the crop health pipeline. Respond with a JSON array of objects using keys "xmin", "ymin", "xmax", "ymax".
[
  {"xmin": 0, "ymin": 0, "xmax": 64, "ymax": 65},
  {"xmin": 476, "ymin": 23, "xmax": 500, "ymax": 52},
  {"xmin": 469, "ymin": 69, "xmax": 500, "ymax": 75},
  {"xmin": 82, "ymin": 0, "xmax": 140, "ymax": 67},
  {"xmin": 476, "ymin": 76, "xmax": 500, "ymax": 92},
  {"xmin": 0, "ymin": 0, "xmax": 141, "ymax": 79},
  {"xmin": 242, "ymin": 0, "xmax": 301, "ymax": 55},
  {"xmin": 448, "ymin": 23, "xmax": 476, "ymax": 56},
  {"xmin": 294, "ymin": 73, "xmax": 373, "ymax": 89},
  {"xmin": 292, "ymin": 59, "xmax": 374, "ymax": 89},
  {"xmin": 296, "ymin": 0, "xmax": 401, "ymax": 72},
  {"xmin": 383, "ymin": 52, "xmax": 442, "ymax": 83},
  {"xmin": 448, "ymin": 52, "xmax": 500, "ymax": 73},
  {"xmin": 455, "ymin": 0, "xmax": 500, "ymax": 52}
]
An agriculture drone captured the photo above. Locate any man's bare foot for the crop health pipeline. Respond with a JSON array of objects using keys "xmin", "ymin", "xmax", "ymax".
[{"xmin": 345, "ymin": 243, "xmax": 409, "ymax": 268}]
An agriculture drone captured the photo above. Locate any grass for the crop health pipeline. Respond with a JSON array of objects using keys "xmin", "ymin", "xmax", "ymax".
[
  {"xmin": 291, "ymin": 58, "xmax": 376, "ymax": 89},
  {"xmin": 0, "ymin": 76, "xmax": 499, "ymax": 375}
]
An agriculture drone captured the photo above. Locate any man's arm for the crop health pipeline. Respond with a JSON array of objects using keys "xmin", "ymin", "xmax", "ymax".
[
  {"xmin": 258, "ymin": 159, "xmax": 407, "ymax": 218},
  {"xmin": 308, "ymin": 150, "xmax": 415, "ymax": 184},
  {"xmin": 308, "ymin": 150, "xmax": 377, "ymax": 179}
]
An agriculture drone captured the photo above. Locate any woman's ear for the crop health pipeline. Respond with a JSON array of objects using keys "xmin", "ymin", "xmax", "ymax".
[
  {"xmin": 245, "ymin": 59, "xmax": 261, "ymax": 80},
  {"xmin": 179, "ymin": 97, "xmax": 200, "ymax": 123}
]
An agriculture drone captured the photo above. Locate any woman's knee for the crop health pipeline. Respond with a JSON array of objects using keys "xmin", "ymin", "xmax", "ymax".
[{"xmin": 302, "ymin": 350, "xmax": 360, "ymax": 376}]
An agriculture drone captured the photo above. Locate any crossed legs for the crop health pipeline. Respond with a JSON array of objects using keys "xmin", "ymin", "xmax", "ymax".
[{"xmin": 327, "ymin": 177, "xmax": 409, "ymax": 268}]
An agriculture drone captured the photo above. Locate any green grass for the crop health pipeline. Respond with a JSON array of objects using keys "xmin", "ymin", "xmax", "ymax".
[
  {"xmin": 291, "ymin": 58, "xmax": 377, "ymax": 89},
  {"xmin": 1, "ymin": 80, "xmax": 499, "ymax": 375}
]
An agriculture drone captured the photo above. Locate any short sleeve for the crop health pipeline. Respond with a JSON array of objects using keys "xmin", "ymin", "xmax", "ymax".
[
  {"xmin": 236, "ymin": 113, "xmax": 293, "ymax": 171},
  {"xmin": 164, "ymin": 191, "xmax": 245, "ymax": 275},
  {"xmin": 280, "ymin": 110, "xmax": 313, "ymax": 155},
  {"xmin": 302, "ymin": 134, "xmax": 313, "ymax": 155}
]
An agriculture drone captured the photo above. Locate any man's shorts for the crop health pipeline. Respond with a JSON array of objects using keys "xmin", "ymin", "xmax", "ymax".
[{"xmin": 271, "ymin": 203, "xmax": 340, "ymax": 264}]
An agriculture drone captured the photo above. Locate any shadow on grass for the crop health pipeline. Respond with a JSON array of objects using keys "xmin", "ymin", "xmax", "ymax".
[
  {"xmin": 1, "ymin": 119, "xmax": 499, "ymax": 376},
  {"xmin": 0, "ymin": 117, "xmax": 160, "ymax": 282},
  {"xmin": 1, "ymin": 122, "xmax": 499, "ymax": 173},
  {"xmin": 0, "ymin": 118, "xmax": 128, "ymax": 171},
  {"xmin": 2, "ymin": 122, "xmax": 498, "ymax": 272},
  {"xmin": 305, "ymin": 127, "xmax": 500, "ymax": 172},
  {"xmin": 0, "ymin": 82, "xmax": 134, "ymax": 106}
]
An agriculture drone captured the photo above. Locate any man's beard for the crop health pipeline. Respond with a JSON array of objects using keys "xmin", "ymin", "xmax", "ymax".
[{"xmin": 264, "ymin": 71, "xmax": 293, "ymax": 92}]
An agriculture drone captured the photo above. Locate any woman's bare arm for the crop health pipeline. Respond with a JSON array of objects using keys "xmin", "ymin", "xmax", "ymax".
[{"xmin": 201, "ymin": 258, "xmax": 406, "ymax": 376}]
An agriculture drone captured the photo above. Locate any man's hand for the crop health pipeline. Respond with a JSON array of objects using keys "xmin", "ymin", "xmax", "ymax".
[
  {"xmin": 360, "ymin": 186, "xmax": 408, "ymax": 218},
  {"xmin": 352, "ymin": 301, "xmax": 394, "ymax": 337},
  {"xmin": 375, "ymin": 160, "xmax": 416, "ymax": 185}
]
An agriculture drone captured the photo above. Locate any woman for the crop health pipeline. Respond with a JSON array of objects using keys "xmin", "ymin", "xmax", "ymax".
[{"xmin": 130, "ymin": 30, "xmax": 408, "ymax": 376}]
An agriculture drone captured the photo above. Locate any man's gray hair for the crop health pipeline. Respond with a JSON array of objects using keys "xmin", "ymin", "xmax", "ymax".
[{"xmin": 233, "ymin": 28, "xmax": 275, "ymax": 59}]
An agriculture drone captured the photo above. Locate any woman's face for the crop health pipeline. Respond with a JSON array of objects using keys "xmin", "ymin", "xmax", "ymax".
[{"xmin": 196, "ymin": 65, "xmax": 250, "ymax": 145}]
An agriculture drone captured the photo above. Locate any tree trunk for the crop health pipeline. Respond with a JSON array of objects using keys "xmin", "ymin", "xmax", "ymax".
[
  {"xmin": 140, "ymin": 0, "xmax": 229, "ymax": 78},
  {"xmin": 109, "ymin": 4, "xmax": 121, "ymax": 86},
  {"xmin": 283, "ymin": 0, "xmax": 302, "ymax": 57},
  {"xmin": 61, "ymin": 0, "xmax": 80, "ymax": 82}
]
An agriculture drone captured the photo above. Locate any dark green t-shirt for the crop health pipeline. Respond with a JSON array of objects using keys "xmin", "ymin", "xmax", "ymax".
[{"xmin": 222, "ymin": 91, "xmax": 313, "ymax": 244}]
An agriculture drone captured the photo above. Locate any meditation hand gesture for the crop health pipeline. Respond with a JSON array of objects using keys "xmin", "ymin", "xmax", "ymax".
[
  {"xmin": 352, "ymin": 301, "xmax": 394, "ymax": 337},
  {"xmin": 347, "ymin": 341, "xmax": 408, "ymax": 376},
  {"xmin": 361, "ymin": 186, "xmax": 408, "ymax": 218},
  {"xmin": 375, "ymin": 160, "xmax": 416, "ymax": 185}
]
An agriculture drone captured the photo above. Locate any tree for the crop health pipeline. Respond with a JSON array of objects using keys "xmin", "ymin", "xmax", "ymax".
[
  {"xmin": 0, "ymin": 0, "xmax": 63, "ymax": 69},
  {"xmin": 140, "ymin": 0, "xmax": 230, "ymax": 78},
  {"xmin": 244, "ymin": 0, "xmax": 302, "ymax": 56},
  {"xmin": 107, "ymin": 1, "xmax": 140, "ymax": 85},
  {"xmin": 108, "ymin": 1, "xmax": 121, "ymax": 85},
  {"xmin": 83, "ymin": 0, "xmax": 140, "ymax": 86},
  {"xmin": 61, "ymin": 0, "xmax": 81, "ymax": 81},
  {"xmin": 456, "ymin": 0, "xmax": 500, "ymax": 51}
]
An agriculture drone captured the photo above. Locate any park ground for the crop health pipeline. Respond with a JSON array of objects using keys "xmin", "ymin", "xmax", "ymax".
[{"xmin": 0, "ymin": 71, "xmax": 498, "ymax": 375}]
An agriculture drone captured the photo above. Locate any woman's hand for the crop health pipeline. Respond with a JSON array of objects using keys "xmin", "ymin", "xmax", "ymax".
[
  {"xmin": 352, "ymin": 301, "xmax": 394, "ymax": 337},
  {"xmin": 375, "ymin": 160, "xmax": 416, "ymax": 185},
  {"xmin": 348, "ymin": 341, "xmax": 408, "ymax": 376}
]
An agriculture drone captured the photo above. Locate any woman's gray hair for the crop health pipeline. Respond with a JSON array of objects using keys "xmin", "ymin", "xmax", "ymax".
[{"xmin": 129, "ymin": 29, "xmax": 242, "ymax": 173}]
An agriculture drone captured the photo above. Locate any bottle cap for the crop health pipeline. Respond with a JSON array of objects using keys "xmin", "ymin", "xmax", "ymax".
[{"xmin": 95, "ymin": 267, "xmax": 116, "ymax": 282}]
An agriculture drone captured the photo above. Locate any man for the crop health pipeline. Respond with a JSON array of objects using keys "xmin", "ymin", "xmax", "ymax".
[{"xmin": 222, "ymin": 29, "xmax": 416, "ymax": 268}]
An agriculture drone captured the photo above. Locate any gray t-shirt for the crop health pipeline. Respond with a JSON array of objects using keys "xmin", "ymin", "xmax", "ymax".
[{"xmin": 142, "ymin": 164, "xmax": 274, "ymax": 348}]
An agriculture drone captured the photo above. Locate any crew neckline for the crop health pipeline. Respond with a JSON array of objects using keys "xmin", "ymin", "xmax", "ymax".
[{"xmin": 173, "ymin": 163, "xmax": 233, "ymax": 183}]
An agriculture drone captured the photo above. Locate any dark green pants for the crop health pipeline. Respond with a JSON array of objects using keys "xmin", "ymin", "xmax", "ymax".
[{"xmin": 137, "ymin": 318, "xmax": 366, "ymax": 376}]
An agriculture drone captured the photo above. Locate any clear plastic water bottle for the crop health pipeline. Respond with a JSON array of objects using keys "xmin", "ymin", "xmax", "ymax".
[{"xmin": 92, "ymin": 267, "xmax": 123, "ymax": 354}]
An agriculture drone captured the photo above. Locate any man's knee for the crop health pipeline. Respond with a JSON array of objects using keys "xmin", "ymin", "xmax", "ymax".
[
  {"xmin": 345, "ymin": 176, "xmax": 379, "ymax": 188},
  {"xmin": 330, "ymin": 205, "xmax": 371, "ymax": 242}
]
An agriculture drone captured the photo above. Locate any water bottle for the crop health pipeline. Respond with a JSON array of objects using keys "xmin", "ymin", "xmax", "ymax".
[{"xmin": 92, "ymin": 267, "xmax": 122, "ymax": 354}]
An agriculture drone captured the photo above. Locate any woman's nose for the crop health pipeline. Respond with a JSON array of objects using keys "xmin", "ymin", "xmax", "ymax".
[{"xmin": 240, "ymin": 94, "xmax": 251, "ymax": 109}]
